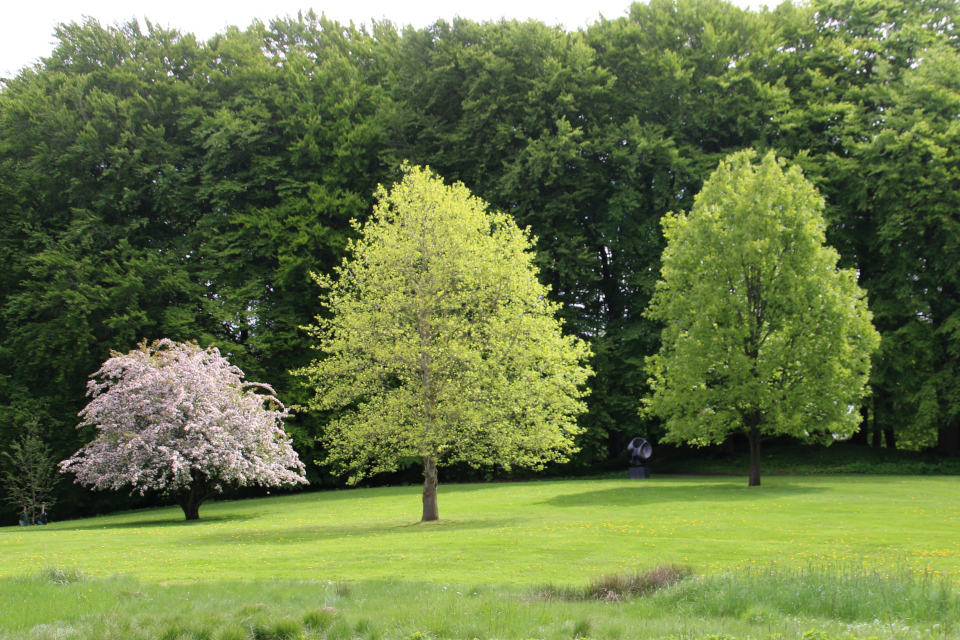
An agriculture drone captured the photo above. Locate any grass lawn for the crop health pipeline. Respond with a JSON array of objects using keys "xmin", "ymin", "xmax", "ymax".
[
  {"xmin": 2, "ymin": 475, "xmax": 957, "ymax": 582},
  {"xmin": 1, "ymin": 475, "xmax": 958, "ymax": 639}
]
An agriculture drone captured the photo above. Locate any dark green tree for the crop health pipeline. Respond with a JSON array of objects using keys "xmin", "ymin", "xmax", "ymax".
[
  {"xmin": 2, "ymin": 420, "xmax": 59, "ymax": 524},
  {"xmin": 0, "ymin": 19, "xmax": 211, "ymax": 474},
  {"xmin": 838, "ymin": 45, "xmax": 960, "ymax": 453}
]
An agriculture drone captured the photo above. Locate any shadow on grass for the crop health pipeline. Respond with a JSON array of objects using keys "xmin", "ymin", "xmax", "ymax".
[
  {"xmin": 297, "ymin": 482, "xmax": 509, "ymax": 503},
  {"xmin": 189, "ymin": 516, "xmax": 524, "ymax": 546},
  {"xmin": 57, "ymin": 512, "xmax": 260, "ymax": 531},
  {"xmin": 541, "ymin": 479, "xmax": 825, "ymax": 508}
]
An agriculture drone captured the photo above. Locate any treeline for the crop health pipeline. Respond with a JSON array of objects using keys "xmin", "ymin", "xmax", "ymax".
[{"xmin": 1, "ymin": 0, "xmax": 959, "ymax": 518}]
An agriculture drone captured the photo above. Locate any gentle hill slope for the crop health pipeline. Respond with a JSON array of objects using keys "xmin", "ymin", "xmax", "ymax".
[{"xmin": 3, "ymin": 476, "xmax": 958, "ymax": 584}]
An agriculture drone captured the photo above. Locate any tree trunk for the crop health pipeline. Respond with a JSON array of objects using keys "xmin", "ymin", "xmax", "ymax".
[
  {"xmin": 872, "ymin": 395, "xmax": 883, "ymax": 448},
  {"xmin": 938, "ymin": 422, "xmax": 960, "ymax": 456},
  {"xmin": 746, "ymin": 425, "xmax": 762, "ymax": 487},
  {"xmin": 849, "ymin": 405, "xmax": 869, "ymax": 445},
  {"xmin": 422, "ymin": 456, "xmax": 439, "ymax": 522},
  {"xmin": 883, "ymin": 428, "xmax": 897, "ymax": 450},
  {"xmin": 175, "ymin": 472, "xmax": 211, "ymax": 521}
]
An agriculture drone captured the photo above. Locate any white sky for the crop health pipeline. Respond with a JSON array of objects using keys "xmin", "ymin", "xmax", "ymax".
[{"xmin": 2, "ymin": 0, "xmax": 777, "ymax": 79}]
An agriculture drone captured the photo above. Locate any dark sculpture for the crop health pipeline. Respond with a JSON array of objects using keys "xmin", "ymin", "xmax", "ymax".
[{"xmin": 627, "ymin": 437, "xmax": 652, "ymax": 479}]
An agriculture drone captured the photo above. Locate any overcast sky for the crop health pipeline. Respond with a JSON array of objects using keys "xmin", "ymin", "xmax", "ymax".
[{"xmin": 2, "ymin": 0, "xmax": 779, "ymax": 79}]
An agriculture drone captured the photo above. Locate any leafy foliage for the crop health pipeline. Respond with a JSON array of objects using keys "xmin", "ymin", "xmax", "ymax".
[
  {"xmin": 60, "ymin": 339, "xmax": 307, "ymax": 519},
  {"xmin": 298, "ymin": 166, "xmax": 592, "ymax": 520},
  {"xmin": 644, "ymin": 151, "xmax": 880, "ymax": 485},
  {"xmin": 2, "ymin": 419, "xmax": 60, "ymax": 524},
  {"xmin": 1, "ymin": 0, "xmax": 959, "ymax": 519}
]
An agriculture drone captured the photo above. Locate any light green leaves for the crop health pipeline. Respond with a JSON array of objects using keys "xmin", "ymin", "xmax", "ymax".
[
  {"xmin": 297, "ymin": 166, "xmax": 592, "ymax": 484},
  {"xmin": 644, "ymin": 151, "xmax": 880, "ymax": 473}
]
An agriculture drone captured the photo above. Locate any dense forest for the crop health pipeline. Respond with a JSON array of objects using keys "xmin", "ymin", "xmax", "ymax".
[{"xmin": 1, "ymin": 0, "xmax": 959, "ymax": 519}]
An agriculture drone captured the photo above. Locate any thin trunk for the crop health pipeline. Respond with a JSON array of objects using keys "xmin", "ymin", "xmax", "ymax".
[
  {"xmin": 422, "ymin": 456, "xmax": 439, "ymax": 522},
  {"xmin": 747, "ymin": 427, "xmax": 762, "ymax": 487},
  {"xmin": 883, "ymin": 428, "xmax": 897, "ymax": 450},
  {"xmin": 938, "ymin": 421, "xmax": 960, "ymax": 456},
  {"xmin": 609, "ymin": 432, "xmax": 623, "ymax": 459},
  {"xmin": 849, "ymin": 405, "xmax": 869, "ymax": 445},
  {"xmin": 872, "ymin": 395, "xmax": 883, "ymax": 448}
]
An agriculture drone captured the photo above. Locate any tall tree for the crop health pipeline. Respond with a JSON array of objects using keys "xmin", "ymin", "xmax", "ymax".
[
  {"xmin": 0, "ymin": 16, "xmax": 392, "ymax": 504},
  {"xmin": 297, "ymin": 166, "xmax": 592, "ymax": 521},
  {"xmin": 838, "ymin": 45, "xmax": 960, "ymax": 453},
  {"xmin": 770, "ymin": 0, "xmax": 960, "ymax": 448},
  {"xmin": 186, "ymin": 16, "xmax": 393, "ymax": 470},
  {"xmin": 386, "ymin": 8, "xmax": 773, "ymax": 458},
  {"xmin": 644, "ymin": 151, "xmax": 879, "ymax": 485},
  {"xmin": 0, "ymin": 19, "xmax": 212, "ymax": 479}
]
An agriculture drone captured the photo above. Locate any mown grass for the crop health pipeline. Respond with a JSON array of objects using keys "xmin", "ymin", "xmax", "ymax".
[
  {"xmin": 0, "ymin": 563, "xmax": 956, "ymax": 639},
  {"xmin": 2, "ymin": 475, "xmax": 958, "ymax": 638},
  {"xmin": 2, "ymin": 476, "xmax": 958, "ymax": 582}
]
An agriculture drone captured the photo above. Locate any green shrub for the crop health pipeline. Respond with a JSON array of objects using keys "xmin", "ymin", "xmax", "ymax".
[{"xmin": 571, "ymin": 617, "xmax": 592, "ymax": 638}]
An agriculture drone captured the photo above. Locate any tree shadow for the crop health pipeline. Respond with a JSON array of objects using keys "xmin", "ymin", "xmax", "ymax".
[
  {"xmin": 57, "ymin": 512, "xmax": 259, "ymax": 531},
  {"xmin": 541, "ymin": 479, "xmax": 825, "ymax": 509},
  {"xmin": 191, "ymin": 516, "xmax": 524, "ymax": 546},
  {"xmin": 297, "ymin": 482, "xmax": 506, "ymax": 503}
]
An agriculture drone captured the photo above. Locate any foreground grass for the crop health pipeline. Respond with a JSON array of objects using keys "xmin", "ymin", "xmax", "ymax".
[
  {"xmin": 2, "ymin": 476, "xmax": 958, "ymax": 582},
  {"xmin": 1, "ymin": 564, "xmax": 956, "ymax": 639}
]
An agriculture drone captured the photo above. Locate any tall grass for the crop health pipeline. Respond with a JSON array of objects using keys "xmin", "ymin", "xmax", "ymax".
[
  {"xmin": 1, "ymin": 564, "xmax": 957, "ymax": 639},
  {"xmin": 660, "ymin": 562, "xmax": 960, "ymax": 627}
]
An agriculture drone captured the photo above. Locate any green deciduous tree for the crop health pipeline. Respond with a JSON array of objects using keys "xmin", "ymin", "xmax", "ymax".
[
  {"xmin": 297, "ymin": 166, "xmax": 592, "ymax": 521},
  {"xmin": 2, "ymin": 420, "xmax": 59, "ymax": 525},
  {"xmin": 839, "ymin": 44, "xmax": 960, "ymax": 453},
  {"xmin": 644, "ymin": 150, "xmax": 880, "ymax": 485}
]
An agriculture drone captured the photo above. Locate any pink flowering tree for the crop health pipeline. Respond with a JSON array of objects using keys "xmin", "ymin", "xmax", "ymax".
[{"xmin": 60, "ymin": 339, "xmax": 308, "ymax": 520}]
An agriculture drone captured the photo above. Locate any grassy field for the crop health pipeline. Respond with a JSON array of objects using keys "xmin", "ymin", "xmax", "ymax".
[
  {"xmin": 1, "ymin": 475, "xmax": 958, "ymax": 639},
  {"xmin": 2, "ymin": 476, "xmax": 957, "ymax": 582}
]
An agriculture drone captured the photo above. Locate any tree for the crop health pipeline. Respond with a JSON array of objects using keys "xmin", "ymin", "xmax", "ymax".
[
  {"xmin": 837, "ymin": 45, "xmax": 960, "ymax": 454},
  {"xmin": 297, "ymin": 165, "xmax": 592, "ymax": 521},
  {"xmin": 2, "ymin": 420, "xmax": 60, "ymax": 524},
  {"xmin": 643, "ymin": 150, "xmax": 880, "ymax": 486},
  {"xmin": 60, "ymin": 339, "xmax": 307, "ymax": 520}
]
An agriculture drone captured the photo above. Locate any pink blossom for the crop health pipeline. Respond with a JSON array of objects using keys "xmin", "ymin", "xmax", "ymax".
[{"xmin": 61, "ymin": 339, "xmax": 307, "ymax": 518}]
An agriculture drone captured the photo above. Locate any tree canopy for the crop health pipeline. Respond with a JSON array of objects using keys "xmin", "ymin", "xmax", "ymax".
[
  {"xmin": 297, "ymin": 166, "xmax": 592, "ymax": 521},
  {"xmin": 1, "ymin": 0, "xmax": 959, "ymax": 519},
  {"xmin": 644, "ymin": 150, "xmax": 880, "ymax": 485}
]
